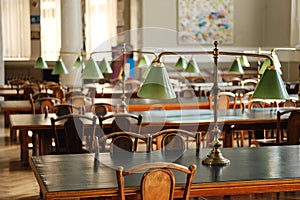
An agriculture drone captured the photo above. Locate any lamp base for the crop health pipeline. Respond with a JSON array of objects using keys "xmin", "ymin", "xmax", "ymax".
[{"xmin": 202, "ymin": 140, "xmax": 230, "ymax": 166}]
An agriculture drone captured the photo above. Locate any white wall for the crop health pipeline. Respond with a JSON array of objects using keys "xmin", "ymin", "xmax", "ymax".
[{"xmin": 141, "ymin": 0, "xmax": 291, "ymax": 49}]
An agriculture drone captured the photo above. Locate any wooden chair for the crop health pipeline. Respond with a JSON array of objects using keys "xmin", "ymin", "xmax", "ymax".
[
  {"xmin": 50, "ymin": 114, "xmax": 97, "ymax": 154},
  {"xmin": 179, "ymin": 88, "xmax": 196, "ymax": 98},
  {"xmin": 241, "ymin": 78, "xmax": 258, "ymax": 87},
  {"xmin": 65, "ymin": 90, "xmax": 85, "ymax": 101},
  {"xmin": 98, "ymin": 113, "xmax": 143, "ymax": 150},
  {"xmin": 98, "ymin": 131, "xmax": 151, "ymax": 153},
  {"xmin": 98, "ymin": 113, "xmax": 143, "ymax": 134},
  {"xmin": 32, "ymin": 97, "xmax": 61, "ymax": 114},
  {"xmin": 282, "ymin": 99, "xmax": 297, "ymax": 108},
  {"xmin": 50, "ymin": 85, "xmax": 66, "ymax": 103},
  {"xmin": 69, "ymin": 95, "xmax": 93, "ymax": 113},
  {"xmin": 88, "ymin": 102, "xmax": 114, "ymax": 117},
  {"xmin": 22, "ymin": 84, "xmax": 40, "ymax": 100},
  {"xmin": 150, "ymin": 129, "xmax": 202, "ymax": 152},
  {"xmin": 116, "ymin": 162, "xmax": 197, "ymax": 200},
  {"xmin": 49, "ymin": 103, "xmax": 81, "ymax": 116},
  {"xmin": 209, "ymin": 91, "xmax": 238, "ymax": 109},
  {"xmin": 276, "ymin": 109, "xmax": 300, "ymax": 145}
]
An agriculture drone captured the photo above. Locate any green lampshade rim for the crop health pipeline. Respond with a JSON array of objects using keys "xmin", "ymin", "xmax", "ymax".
[{"xmin": 252, "ymin": 69, "xmax": 289, "ymax": 100}]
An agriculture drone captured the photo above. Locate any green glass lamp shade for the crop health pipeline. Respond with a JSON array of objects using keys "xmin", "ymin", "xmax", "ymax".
[
  {"xmin": 229, "ymin": 58, "xmax": 244, "ymax": 74},
  {"xmin": 259, "ymin": 52, "xmax": 282, "ymax": 75},
  {"xmin": 137, "ymin": 55, "xmax": 151, "ymax": 68},
  {"xmin": 34, "ymin": 57, "xmax": 48, "ymax": 69},
  {"xmin": 99, "ymin": 58, "xmax": 113, "ymax": 74},
  {"xmin": 52, "ymin": 60, "xmax": 69, "ymax": 75},
  {"xmin": 81, "ymin": 58, "xmax": 104, "ymax": 79},
  {"xmin": 252, "ymin": 67, "xmax": 289, "ymax": 100},
  {"xmin": 137, "ymin": 62, "xmax": 176, "ymax": 99},
  {"xmin": 185, "ymin": 57, "xmax": 200, "ymax": 73},
  {"xmin": 73, "ymin": 56, "xmax": 83, "ymax": 68},
  {"xmin": 175, "ymin": 56, "xmax": 187, "ymax": 70},
  {"xmin": 239, "ymin": 55, "xmax": 250, "ymax": 67}
]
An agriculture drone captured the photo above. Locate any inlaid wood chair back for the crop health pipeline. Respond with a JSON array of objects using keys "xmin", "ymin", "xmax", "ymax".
[
  {"xmin": 116, "ymin": 162, "xmax": 197, "ymax": 200},
  {"xmin": 150, "ymin": 129, "xmax": 201, "ymax": 152},
  {"xmin": 98, "ymin": 131, "xmax": 151, "ymax": 153},
  {"xmin": 50, "ymin": 114, "xmax": 97, "ymax": 154},
  {"xmin": 276, "ymin": 109, "xmax": 300, "ymax": 145}
]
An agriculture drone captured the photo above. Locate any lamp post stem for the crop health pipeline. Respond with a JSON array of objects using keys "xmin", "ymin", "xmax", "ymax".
[
  {"xmin": 120, "ymin": 43, "xmax": 127, "ymax": 113},
  {"xmin": 202, "ymin": 41, "xmax": 230, "ymax": 166}
]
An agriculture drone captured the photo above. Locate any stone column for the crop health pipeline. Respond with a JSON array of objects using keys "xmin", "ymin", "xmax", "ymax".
[{"xmin": 60, "ymin": 0, "xmax": 83, "ymax": 87}]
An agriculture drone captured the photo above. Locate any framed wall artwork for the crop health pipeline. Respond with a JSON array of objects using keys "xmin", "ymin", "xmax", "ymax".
[{"xmin": 178, "ymin": 0, "xmax": 234, "ymax": 44}]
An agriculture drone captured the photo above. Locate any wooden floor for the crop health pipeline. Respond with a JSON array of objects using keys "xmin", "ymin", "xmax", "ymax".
[{"xmin": 1, "ymin": 112, "xmax": 300, "ymax": 200}]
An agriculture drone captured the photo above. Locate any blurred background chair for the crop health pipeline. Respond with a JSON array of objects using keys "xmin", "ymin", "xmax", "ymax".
[
  {"xmin": 50, "ymin": 114, "xmax": 97, "ymax": 154},
  {"xmin": 99, "ymin": 131, "xmax": 150, "ymax": 153},
  {"xmin": 149, "ymin": 129, "xmax": 202, "ymax": 152}
]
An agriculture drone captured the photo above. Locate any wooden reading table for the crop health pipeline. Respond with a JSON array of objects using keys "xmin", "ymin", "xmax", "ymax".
[
  {"xmin": 30, "ymin": 146, "xmax": 300, "ymax": 199},
  {"xmin": 10, "ymin": 108, "xmax": 289, "ymax": 165}
]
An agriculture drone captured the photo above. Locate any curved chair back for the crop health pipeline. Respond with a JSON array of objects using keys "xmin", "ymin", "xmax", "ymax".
[{"xmin": 116, "ymin": 162, "xmax": 197, "ymax": 200}]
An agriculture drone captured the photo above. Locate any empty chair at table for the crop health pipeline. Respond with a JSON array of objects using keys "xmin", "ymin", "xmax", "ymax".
[
  {"xmin": 50, "ymin": 114, "xmax": 97, "ymax": 154},
  {"xmin": 98, "ymin": 113, "xmax": 143, "ymax": 134},
  {"xmin": 49, "ymin": 103, "xmax": 81, "ymax": 116},
  {"xmin": 50, "ymin": 85, "xmax": 66, "ymax": 103},
  {"xmin": 31, "ymin": 97, "xmax": 61, "ymax": 114},
  {"xmin": 149, "ymin": 129, "xmax": 202, "ymax": 152},
  {"xmin": 98, "ymin": 131, "xmax": 151, "ymax": 153},
  {"xmin": 98, "ymin": 113, "xmax": 143, "ymax": 150},
  {"xmin": 69, "ymin": 95, "xmax": 93, "ymax": 113},
  {"xmin": 276, "ymin": 109, "xmax": 300, "ymax": 145},
  {"xmin": 252, "ymin": 109, "xmax": 300, "ymax": 147},
  {"xmin": 208, "ymin": 91, "xmax": 238, "ymax": 109},
  {"xmin": 88, "ymin": 102, "xmax": 114, "ymax": 117},
  {"xmin": 116, "ymin": 162, "xmax": 197, "ymax": 200}
]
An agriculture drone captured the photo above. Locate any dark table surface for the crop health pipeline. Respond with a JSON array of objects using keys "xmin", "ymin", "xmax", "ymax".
[{"xmin": 30, "ymin": 145, "xmax": 300, "ymax": 199}]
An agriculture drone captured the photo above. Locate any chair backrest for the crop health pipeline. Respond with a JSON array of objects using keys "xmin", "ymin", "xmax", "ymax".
[
  {"xmin": 65, "ymin": 90, "xmax": 85, "ymax": 101},
  {"xmin": 150, "ymin": 129, "xmax": 201, "ymax": 152},
  {"xmin": 98, "ymin": 113, "xmax": 143, "ymax": 134},
  {"xmin": 276, "ymin": 109, "xmax": 300, "ymax": 145},
  {"xmin": 209, "ymin": 91, "xmax": 237, "ymax": 109},
  {"xmin": 49, "ymin": 103, "xmax": 81, "ymax": 116},
  {"xmin": 246, "ymin": 100, "xmax": 271, "ymax": 110},
  {"xmin": 241, "ymin": 78, "xmax": 258, "ymax": 87},
  {"xmin": 23, "ymin": 84, "xmax": 40, "ymax": 100},
  {"xmin": 282, "ymin": 99, "xmax": 297, "ymax": 108},
  {"xmin": 99, "ymin": 131, "xmax": 151, "ymax": 153},
  {"xmin": 90, "ymin": 102, "xmax": 114, "ymax": 117},
  {"xmin": 34, "ymin": 97, "xmax": 62, "ymax": 114},
  {"xmin": 116, "ymin": 162, "xmax": 197, "ymax": 200},
  {"xmin": 50, "ymin": 114, "xmax": 97, "ymax": 154},
  {"xmin": 229, "ymin": 77, "xmax": 242, "ymax": 86},
  {"xmin": 179, "ymin": 88, "xmax": 196, "ymax": 98},
  {"xmin": 51, "ymin": 85, "xmax": 66, "ymax": 102}
]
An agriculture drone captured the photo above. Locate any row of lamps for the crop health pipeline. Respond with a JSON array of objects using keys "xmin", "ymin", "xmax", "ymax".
[{"xmin": 34, "ymin": 41, "xmax": 294, "ymax": 166}]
